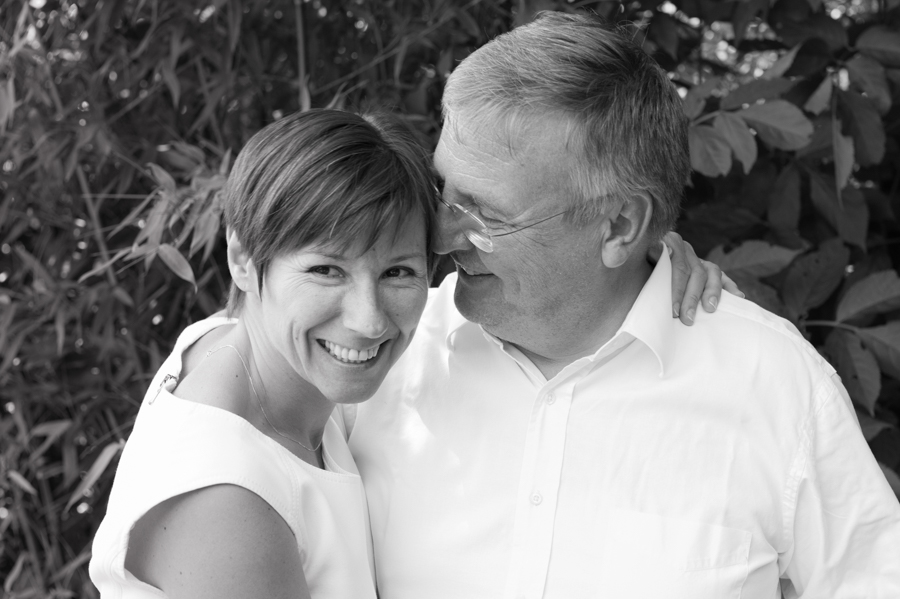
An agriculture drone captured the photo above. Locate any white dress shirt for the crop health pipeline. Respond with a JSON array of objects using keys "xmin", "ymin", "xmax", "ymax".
[{"xmin": 347, "ymin": 250, "xmax": 900, "ymax": 599}]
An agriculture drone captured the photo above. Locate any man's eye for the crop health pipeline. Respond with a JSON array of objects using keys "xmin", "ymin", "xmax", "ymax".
[{"xmin": 309, "ymin": 265, "xmax": 340, "ymax": 277}]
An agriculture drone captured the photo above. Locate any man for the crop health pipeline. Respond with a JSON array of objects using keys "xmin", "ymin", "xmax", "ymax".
[{"xmin": 346, "ymin": 11, "xmax": 900, "ymax": 598}]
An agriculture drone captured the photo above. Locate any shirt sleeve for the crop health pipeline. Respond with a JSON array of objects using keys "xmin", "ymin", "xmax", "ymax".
[{"xmin": 781, "ymin": 374, "xmax": 900, "ymax": 597}]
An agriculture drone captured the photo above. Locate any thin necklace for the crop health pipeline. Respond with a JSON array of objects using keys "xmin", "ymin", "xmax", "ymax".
[{"xmin": 207, "ymin": 344, "xmax": 323, "ymax": 453}]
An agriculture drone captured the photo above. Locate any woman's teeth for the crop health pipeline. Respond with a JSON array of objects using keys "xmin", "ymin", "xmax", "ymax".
[{"xmin": 323, "ymin": 340, "xmax": 380, "ymax": 363}]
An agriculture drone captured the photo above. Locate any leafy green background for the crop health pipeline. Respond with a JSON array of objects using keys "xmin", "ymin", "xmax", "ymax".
[{"xmin": 2, "ymin": 0, "xmax": 899, "ymax": 595}]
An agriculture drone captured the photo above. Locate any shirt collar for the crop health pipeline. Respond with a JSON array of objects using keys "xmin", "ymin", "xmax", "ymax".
[
  {"xmin": 444, "ymin": 245, "xmax": 677, "ymax": 376},
  {"xmin": 616, "ymin": 244, "xmax": 678, "ymax": 376}
]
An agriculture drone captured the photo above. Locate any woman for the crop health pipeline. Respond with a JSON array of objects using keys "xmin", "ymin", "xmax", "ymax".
[{"xmin": 90, "ymin": 109, "xmax": 727, "ymax": 599}]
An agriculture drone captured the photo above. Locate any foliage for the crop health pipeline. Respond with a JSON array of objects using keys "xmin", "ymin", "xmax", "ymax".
[{"xmin": 1, "ymin": 0, "xmax": 899, "ymax": 595}]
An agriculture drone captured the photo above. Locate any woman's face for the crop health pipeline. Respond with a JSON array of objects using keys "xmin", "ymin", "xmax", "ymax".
[{"xmin": 255, "ymin": 216, "xmax": 429, "ymax": 405}]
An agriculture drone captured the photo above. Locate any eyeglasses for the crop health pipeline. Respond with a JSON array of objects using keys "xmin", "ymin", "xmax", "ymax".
[{"xmin": 437, "ymin": 197, "xmax": 566, "ymax": 253}]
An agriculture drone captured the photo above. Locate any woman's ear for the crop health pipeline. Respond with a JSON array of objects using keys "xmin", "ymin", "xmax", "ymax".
[{"xmin": 226, "ymin": 228, "xmax": 258, "ymax": 296}]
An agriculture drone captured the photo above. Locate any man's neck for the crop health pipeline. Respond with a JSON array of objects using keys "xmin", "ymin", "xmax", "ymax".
[{"xmin": 504, "ymin": 260, "xmax": 652, "ymax": 380}]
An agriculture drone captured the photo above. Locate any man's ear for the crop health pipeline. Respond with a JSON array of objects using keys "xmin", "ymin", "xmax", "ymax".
[
  {"xmin": 226, "ymin": 228, "xmax": 259, "ymax": 296},
  {"xmin": 600, "ymin": 192, "xmax": 653, "ymax": 269}
]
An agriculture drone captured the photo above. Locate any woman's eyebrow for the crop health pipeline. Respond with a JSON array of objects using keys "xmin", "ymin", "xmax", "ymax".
[{"xmin": 390, "ymin": 252, "xmax": 428, "ymax": 262}]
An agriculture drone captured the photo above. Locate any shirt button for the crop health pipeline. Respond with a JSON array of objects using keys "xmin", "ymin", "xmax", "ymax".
[
  {"xmin": 530, "ymin": 492, "xmax": 543, "ymax": 506},
  {"xmin": 546, "ymin": 393, "xmax": 556, "ymax": 405}
]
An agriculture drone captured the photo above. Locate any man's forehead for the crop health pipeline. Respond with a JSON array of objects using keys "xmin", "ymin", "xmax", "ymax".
[{"xmin": 436, "ymin": 111, "xmax": 573, "ymax": 172}]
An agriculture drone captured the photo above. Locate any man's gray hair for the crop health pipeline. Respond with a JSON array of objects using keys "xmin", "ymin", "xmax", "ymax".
[{"xmin": 442, "ymin": 11, "xmax": 689, "ymax": 241}]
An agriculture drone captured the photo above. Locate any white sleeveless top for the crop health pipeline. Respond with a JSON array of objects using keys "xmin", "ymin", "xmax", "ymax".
[{"xmin": 89, "ymin": 316, "xmax": 376, "ymax": 598}]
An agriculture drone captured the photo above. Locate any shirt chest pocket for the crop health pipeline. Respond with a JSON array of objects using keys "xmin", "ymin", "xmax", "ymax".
[{"xmin": 592, "ymin": 509, "xmax": 752, "ymax": 599}]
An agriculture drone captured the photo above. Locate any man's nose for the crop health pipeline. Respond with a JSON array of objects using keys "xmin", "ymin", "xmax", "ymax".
[
  {"xmin": 342, "ymin": 283, "xmax": 390, "ymax": 339},
  {"xmin": 431, "ymin": 202, "xmax": 471, "ymax": 255}
]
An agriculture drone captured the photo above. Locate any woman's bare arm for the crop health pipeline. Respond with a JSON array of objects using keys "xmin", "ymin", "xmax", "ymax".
[{"xmin": 126, "ymin": 484, "xmax": 310, "ymax": 599}]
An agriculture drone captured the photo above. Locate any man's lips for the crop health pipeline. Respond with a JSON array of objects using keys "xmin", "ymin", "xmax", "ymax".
[{"xmin": 453, "ymin": 259, "xmax": 491, "ymax": 277}]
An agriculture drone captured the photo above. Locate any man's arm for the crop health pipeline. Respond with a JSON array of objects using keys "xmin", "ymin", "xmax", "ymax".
[{"xmin": 781, "ymin": 376, "xmax": 900, "ymax": 597}]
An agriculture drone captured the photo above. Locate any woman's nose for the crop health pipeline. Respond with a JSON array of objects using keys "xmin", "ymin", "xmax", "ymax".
[{"xmin": 343, "ymin": 284, "xmax": 390, "ymax": 339}]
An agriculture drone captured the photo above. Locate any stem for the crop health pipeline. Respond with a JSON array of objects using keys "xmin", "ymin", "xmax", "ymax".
[
  {"xmin": 804, "ymin": 320, "xmax": 859, "ymax": 333},
  {"xmin": 76, "ymin": 166, "xmax": 117, "ymax": 287},
  {"xmin": 294, "ymin": 0, "xmax": 309, "ymax": 111}
]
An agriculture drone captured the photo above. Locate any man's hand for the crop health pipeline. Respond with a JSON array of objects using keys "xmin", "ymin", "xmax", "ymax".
[{"xmin": 651, "ymin": 232, "xmax": 743, "ymax": 325}]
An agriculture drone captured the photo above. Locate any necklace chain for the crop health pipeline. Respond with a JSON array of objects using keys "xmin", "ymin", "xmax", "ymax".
[{"xmin": 207, "ymin": 345, "xmax": 322, "ymax": 453}]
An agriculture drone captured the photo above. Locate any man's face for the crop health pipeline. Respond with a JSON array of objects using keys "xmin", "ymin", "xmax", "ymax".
[{"xmin": 432, "ymin": 114, "xmax": 611, "ymax": 352}]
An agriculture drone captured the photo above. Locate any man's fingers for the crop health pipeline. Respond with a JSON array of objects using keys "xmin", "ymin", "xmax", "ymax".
[{"xmin": 700, "ymin": 261, "xmax": 724, "ymax": 312}]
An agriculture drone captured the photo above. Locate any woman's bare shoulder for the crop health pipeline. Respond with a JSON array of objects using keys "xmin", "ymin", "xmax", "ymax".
[{"xmin": 126, "ymin": 484, "xmax": 309, "ymax": 599}]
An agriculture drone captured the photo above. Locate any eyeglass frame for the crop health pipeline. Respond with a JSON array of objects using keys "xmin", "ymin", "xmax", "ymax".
[{"xmin": 436, "ymin": 195, "xmax": 568, "ymax": 253}]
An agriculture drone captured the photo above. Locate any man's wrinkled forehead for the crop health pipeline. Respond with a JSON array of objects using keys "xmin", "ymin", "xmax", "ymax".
[{"xmin": 439, "ymin": 109, "xmax": 579, "ymax": 166}]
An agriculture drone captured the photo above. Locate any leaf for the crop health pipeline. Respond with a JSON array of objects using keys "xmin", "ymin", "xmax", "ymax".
[
  {"xmin": 858, "ymin": 411, "xmax": 892, "ymax": 441},
  {"xmin": 856, "ymin": 26, "xmax": 900, "ymax": 68},
  {"xmin": 857, "ymin": 322, "xmax": 900, "ymax": 381},
  {"xmin": 777, "ymin": 14, "xmax": 847, "ymax": 54},
  {"xmin": 837, "ymin": 90, "xmax": 885, "ymax": 166},
  {"xmin": 7, "ymin": 470, "xmax": 37, "ymax": 495},
  {"xmin": 66, "ymin": 440, "xmax": 125, "ymax": 512},
  {"xmin": 683, "ymin": 77, "xmax": 721, "ymax": 120},
  {"xmin": 809, "ymin": 173, "xmax": 868, "ymax": 249},
  {"xmin": 146, "ymin": 163, "xmax": 176, "ymax": 193},
  {"xmin": 160, "ymin": 63, "xmax": 181, "ymax": 108},
  {"xmin": 689, "ymin": 124, "xmax": 732, "ymax": 177},
  {"xmin": 720, "ymin": 78, "xmax": 795, "ymax": 111},
  {"xmin": 728, "ymin": 273, "xmax": 789, "ymax": 318},
  {"xmin": 713, "ymin": 112, "xmax": 757, "ymax": 174},
  {"xmin": 157, "ymin": 243, "xmax": 197, "ymax": 289},
  {"xmin": 763, "ymin": 44, "xmax": 802, "ymax": 79},
  {"xmin": 837, "ymin": 271, "xmax": 900, "ymax": 323},
  {"xmin": 826, "ymin": 330, "xmax": 881, "ymax": 415},
  {"xmin": 782, "ymin": 238, "xmax": 849, "ymax": 316},
  {"xmin": 706, "ymin": 240, "xmax": 801, "ymax": 278},
  {"xmin": 846, "ymin": 53, "xmax": 891, "ymax": 115},
  {"xmin": 832, "ymin": 115, "xmax": 854, "ymax": 194},
  {"xmin": 732, "ymin": 0, "xmax": 769, "ymax": 45},
  {"xmin": 767, "ymin": 165, "xmax": 801, "ymax": 231},
  {"xmin": 881, "ymin": 464, "xmax": 900, "ymax": 499},
  {"xmin": 738, "ymin": 100, "xmax": 813, "ymax": 150},
  {"xmin": 649, "ymin": 13, "xmax": 679, "ymax": 58},
  {"xmin": 804, "ymin": 75, "xmax": 833, "ymax": 114}
]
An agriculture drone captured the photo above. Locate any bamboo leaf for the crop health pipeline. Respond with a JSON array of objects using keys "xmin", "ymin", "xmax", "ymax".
[
  {"xmin": 8, "ymin": 470, "xmax": 37, "ymax": 495},
  {"xmin": 157, "ymin": 243, "xmax": 197, "ymax": 289},
  {"xmin": 65, "ymin": 440, "xmax": 125, "ymax": 512}
]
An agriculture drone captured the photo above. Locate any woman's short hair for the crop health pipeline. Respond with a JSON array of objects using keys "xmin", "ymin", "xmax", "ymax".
[
  {"xmin": 441, "ymin": 11, "xmax": 689, "ymax": 241},
  {"xmin": 223, "ymin": 109, "xmax": 435, "ymax": 314}
]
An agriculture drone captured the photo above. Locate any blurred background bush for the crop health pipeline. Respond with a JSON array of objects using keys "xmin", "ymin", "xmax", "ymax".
[{"xmin": 2, "ymin": 0, "xmax": 899, "ymax": 595}]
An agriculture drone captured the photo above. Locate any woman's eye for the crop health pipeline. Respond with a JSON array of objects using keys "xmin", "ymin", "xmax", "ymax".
[{"xmin": 309, "ymin": 265, "xmax": 341, "ymax": 277}]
